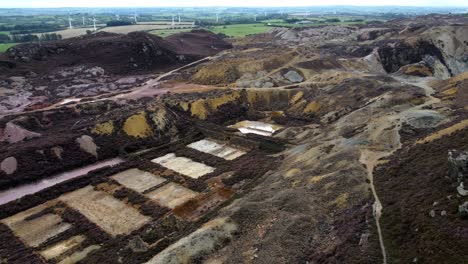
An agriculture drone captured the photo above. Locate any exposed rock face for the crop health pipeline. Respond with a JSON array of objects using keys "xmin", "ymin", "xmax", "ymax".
[
  {"xmin": 284, "ymin": 70, "xmax": 304, "ymax": 83},
  {"xmin": 145, "ymin": 217, "xmax": 237, "ymax": 264},
  {"xmin": 273, "ymin": 26, "xmax": 355, "ymax": 45},
  {"xmin": 397, "ymin": 62, "xmax": 433, "ymax": 77},
  {"xmin": 0, "ymin": 122, "xmax": 41, "ymax": 143},
  {"xmin": 448, "ymin": 150, "xmax": 468, "ymax": 184},
  {"xmin": 375, "ymin": 25, "xmax": 468, "ymax": 76},
  {"xmin": 0, "ymin": 157, "xmax": 17, "ymax": 175},
  {"xmin": 377, "ymin": 40, "xmax": 445, "ymax": 73},
  {"xmin": 51, "ymin": 146, "xmax": 64, "ymax": 160},
  {"xmin": 459, "ymin": 201, "xmax": 468, "ymax": 217},
  {"xmin": 236, "ymin": 72, "xmax": 276, "ymax": 88},
  {"xmin": 76, "ymin": 135, "xmax": 98, "ymax": 157},
  {"xmin": 457, "ymin": 183, "xmax": 468, "ymax": 196},
  {"xmin": 424, "ymin": 55, "xmax": 451, "ymax": 79},
  {"xmin": 422, "ymin": 26, "xmax": 468, "ymax": 76}
]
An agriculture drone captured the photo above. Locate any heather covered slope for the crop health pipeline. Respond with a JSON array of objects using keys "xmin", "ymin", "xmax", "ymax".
[{"xmin": 0, "ymin": 29, "xmax": 231, "ymax": 75}]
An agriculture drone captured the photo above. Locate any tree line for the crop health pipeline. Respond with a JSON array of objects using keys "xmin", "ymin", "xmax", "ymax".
[
  {"xmin": 0, "ymin": 24, "xmax": 62, "ymax": 34},
  {"xmin": 106, "ymin": 20, "xmax": 134, "ymax": 27}
]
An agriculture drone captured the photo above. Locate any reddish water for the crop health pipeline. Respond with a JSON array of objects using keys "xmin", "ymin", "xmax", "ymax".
[{"xmin": 0, "ymin": 158, "xmax": 124, "ymax": 205}]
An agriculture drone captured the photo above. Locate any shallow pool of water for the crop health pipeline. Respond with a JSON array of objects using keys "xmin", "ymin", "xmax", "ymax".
[{"xmin": 0, "ymin": 157, "xmax": 124, "ymax": 205}]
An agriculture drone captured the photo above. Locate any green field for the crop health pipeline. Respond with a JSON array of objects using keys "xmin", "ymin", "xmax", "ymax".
[
  {"xmin": 261, "ymin": 19, "xmax": 285, "ymax": 23},
  {"xmin": 209, "ymin": 24, "xmax": 271, "ymax": 38},
  {"xmin": 149, "ymin": 28, "xmax": 193, "ymax": 37},
  {"xmin": 267, "ymin": 21, "xmax": 367, "ymax": 28},
  {"xmin": 266, "ymin": 22, "xmax": 318, "ymax": 28},
  {"xmin": 0, "ymin": 43, "xmax": 17, "ymax": 52}
]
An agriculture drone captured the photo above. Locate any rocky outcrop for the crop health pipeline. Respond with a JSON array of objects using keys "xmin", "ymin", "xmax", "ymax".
[
  {"xmin": 379, "ymin": 25, "xmax": 468, "ymax": 76},
  {"xmin": 422, "ymin": 26, "xmax": 468, "ymax": 76},
  {"xmin": 448, "ymin": 150, "xmax": 468, "ymax": 184},
  {"xmin": 448, "ymin": 150, "xmax": 468, "ymax": 197},
  {"xmin": 0, "ymin": 157, "xmax": 17, "ymax": 175},
  {"xmin": 76, "ymin": 135, "xmax": 98, "ymax": 158},
  {"xmin": 0, "ymin": 122, "xmax": 41, "ymax": 143},
  {"xmin": 284, "ymin": 70, "xmax": 304, "ymax": 83},
  {"xmin": 396, "ymin": 62, "xmax": 433, "ymax": 77},
  {"xmin": 377, "ymin": 40, "xmax": 446, "ymax": 73},
  {"xmin": 357, "ymin": 28, "xmax": 396, "ymax": 41}
]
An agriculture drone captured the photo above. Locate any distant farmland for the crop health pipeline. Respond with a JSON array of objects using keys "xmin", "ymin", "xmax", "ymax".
[
  {"xmin": 150, "ymin": 23, "xmax": 272, "ymax": 38},
  {"xmin": 149, "ymin": 28, "xmax": 194, "ymax": 37},
  {"xmin": 36, "ymin": 22, "xmax": 196, "ymax": 39},
  {"xmin": 40, "ymin": 27, "xmax": 97, "ymax": 39},
  {"xmin": 0, "ymin": 43, "xmax": 17, "ymax": 52},
  {"xmin": 209, "ymin": 24, "xmax": 272, "ymax": 38}
]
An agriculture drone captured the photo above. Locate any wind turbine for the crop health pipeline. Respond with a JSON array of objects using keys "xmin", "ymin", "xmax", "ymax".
[
  {"xmin": 178, "ymin": 14, "xmax": 181, "ymax": 24},
  {"xmin": 82, "ymin": 16, "xmax": 85, "ymax": 26},
  {"xmin": 90, "ymin": 17, "xmax": 97, "ymax": 31},
  {"xmin": 254, "ymin": 14, "xmax": 257, "ymax": 22},
  {"xmin": 216, "ymin": 13, "xmax": 219, "ymax": 23},
  {"xmin": 171, "ymin": 15, "xmax": 175, "ymax": 26},
  {"xmin": 68, "ymin": 15, "xmax": 73, "ymax": 29},
  {"xmin": 133, "ymin": 12, "xmax": 138, "ymax": 23}
]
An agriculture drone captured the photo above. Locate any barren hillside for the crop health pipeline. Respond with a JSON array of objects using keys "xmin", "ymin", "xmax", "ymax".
[{"xmin": 0, "ymin": 16, "xmax": 467, "ymax": 264}]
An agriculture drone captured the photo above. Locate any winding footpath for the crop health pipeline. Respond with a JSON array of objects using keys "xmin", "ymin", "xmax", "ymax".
[{"xmin": 359, "ymin": 75, "xmax": 441, "ymax": 264}]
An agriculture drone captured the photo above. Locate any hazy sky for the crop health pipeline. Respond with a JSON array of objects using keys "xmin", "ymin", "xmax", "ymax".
[{"xmin": 2, "ymin": 0, "xmax": 467, "ymax": 8}]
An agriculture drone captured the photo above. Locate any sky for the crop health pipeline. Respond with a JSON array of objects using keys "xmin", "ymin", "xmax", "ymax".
[{"xmin": 1, "ymin": 0, "xmax": 467, "ymax": 8}]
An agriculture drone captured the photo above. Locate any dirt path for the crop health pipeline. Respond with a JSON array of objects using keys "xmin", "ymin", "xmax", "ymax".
[{"xmin": 359, "ymin": 76, "xmax": 442, "ymax": 264}]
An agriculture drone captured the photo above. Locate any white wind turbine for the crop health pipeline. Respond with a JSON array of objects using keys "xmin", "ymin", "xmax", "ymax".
[
  {"xmin": 90, "ymin": 17, "xmax": 97, "ymax": 31},
  {"xmin": 171, "ymin": 15, "xmax": 175, "ymax": 26},
  {"xmin": 216, "ymin": 13, "xmax": 219, "ymax": 23},
  {"xmin": 133, "ymin": 12, "xmax": 138, "ymax": 23},
  {"xmin": 178, "ymin": 14, "xmax": 181, "ymax": 24},
  {"xmin": 68, "ymin": 15, "xmax": 74, "ymax": 29},
  {"xmin": 82, "ymin": 16, "xmax": 86, "ymax": 26}
]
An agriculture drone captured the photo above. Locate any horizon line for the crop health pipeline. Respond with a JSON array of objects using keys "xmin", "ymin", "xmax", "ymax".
[{"xmin": 1, "ymin": 5, "xmax": 468, "ymax": 9}]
